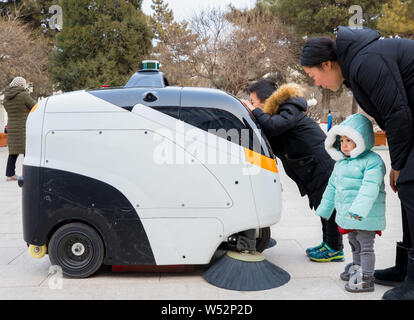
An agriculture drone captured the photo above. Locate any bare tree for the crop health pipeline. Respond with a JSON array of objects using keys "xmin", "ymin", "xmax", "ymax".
[
  {"xmin": 188, "ymin": 7, "xmax": 232, "ymax": 88},
  {"xmin": 219, "ymin": 9, "xmax": 300, "ymax": 95},
  {"xmin": 150, "ymin": 4, "xmax": 300, "ymax": 95},
  {"xmin": 0, "ymin": 17, "xmax": 52, "ymax": 97},
  {"xmin": 189, "ymin": 8, "xmax": 300, "ymax": 95},
  {"xmin": 150, "ymin": 0, "xmax": 200, "ymax": 86}
]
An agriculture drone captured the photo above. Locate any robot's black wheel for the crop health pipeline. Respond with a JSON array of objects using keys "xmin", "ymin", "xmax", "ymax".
[{"xmin": 49, "ymin": 222, "xmax": 104, "ymax": 278}]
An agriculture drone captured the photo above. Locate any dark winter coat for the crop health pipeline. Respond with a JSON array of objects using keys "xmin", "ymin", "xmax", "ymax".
[
  {"xmin": 336, "ymin": 26, "xmax": 414, "ymax": 182},
  {"xmin": 252, "ymin": 83, "xmax": 335, "ymax": 209},
  {"xmin": 3, "ymin": 86, "xmax": 37, "ymax": 155}
]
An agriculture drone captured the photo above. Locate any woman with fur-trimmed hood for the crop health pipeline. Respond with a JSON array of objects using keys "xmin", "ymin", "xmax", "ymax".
[{"xmin": 242, "ymin": 79, "xmax": 343, "ymax": 262}]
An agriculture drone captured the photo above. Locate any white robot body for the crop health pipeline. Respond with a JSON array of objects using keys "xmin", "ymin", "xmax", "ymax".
[{"xmin": 23, "ymin": 80, "xmax": 282, "ymax": 275}]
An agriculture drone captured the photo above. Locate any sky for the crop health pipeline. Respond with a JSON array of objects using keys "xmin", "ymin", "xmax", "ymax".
[{"xmin": 141, "ymin": 0, "xmax": 256, "ymax": 22}]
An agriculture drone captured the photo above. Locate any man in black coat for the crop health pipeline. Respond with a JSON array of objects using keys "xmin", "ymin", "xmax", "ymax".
[
  {"xmin": 243, "ymin": 80, "xmax": 343, "ymax": 261},
  {"xmin": 301, "ymin": 26, "xmax": 414, "ymax": 300}
]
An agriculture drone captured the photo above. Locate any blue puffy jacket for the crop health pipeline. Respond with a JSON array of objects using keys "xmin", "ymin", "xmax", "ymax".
[{"xmin": 315, "ymin": 114, "xmax": 386, "ymax": 231}]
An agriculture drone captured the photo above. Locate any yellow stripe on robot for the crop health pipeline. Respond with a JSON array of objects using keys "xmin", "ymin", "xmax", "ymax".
[{"xmin": 244, "ymin": 148, "xmax": 278, "ymax": 173}]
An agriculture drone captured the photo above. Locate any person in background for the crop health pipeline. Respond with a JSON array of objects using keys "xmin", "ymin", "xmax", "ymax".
[
  {"xmin": 242, "ymin": 79, "xmax": 343, "ymax": 262},
  {"xmin": 316, "ymin": 113, "xmax": 386, "ymax": 292},
  {"xmin": 3, "ymin": 77, "xmax": 37, "ymax": 181},
  {"xmin": 327, "ymin": 110, "xmax": 333, "ymax": 131}
]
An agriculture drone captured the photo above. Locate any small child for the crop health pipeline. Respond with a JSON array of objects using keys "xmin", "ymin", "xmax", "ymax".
[{"xmin": 316, "ymin": 113, "xmax": 386, "ymax": 292}]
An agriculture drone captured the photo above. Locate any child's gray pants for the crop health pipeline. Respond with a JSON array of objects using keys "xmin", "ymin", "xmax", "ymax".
[{"xmin": 347, "ymin": 231, "xmax": 377, "ymax": 276}]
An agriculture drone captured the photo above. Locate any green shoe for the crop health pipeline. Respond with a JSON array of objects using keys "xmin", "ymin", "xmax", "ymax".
[
  {"xmin": 306, "ymin": 242, "xmax": 325, "ymax": 256},
  {"xmin": 308, "ymin": 243, "xmax": 345, "ymax": 262}
]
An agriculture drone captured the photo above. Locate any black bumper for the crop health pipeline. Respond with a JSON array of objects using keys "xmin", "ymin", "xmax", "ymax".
[{"xmin": 21, "ymin": 165, "xmax": 155, "ymax": 265}]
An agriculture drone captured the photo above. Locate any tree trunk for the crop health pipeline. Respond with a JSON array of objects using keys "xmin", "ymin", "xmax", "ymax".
[
  {"xmin": 351, "ymin": 96, "xmax": 358, "ymax": 114},
  {"xmin": 320, "ymin": 89, "xmax": 332, "ymax": 122}
]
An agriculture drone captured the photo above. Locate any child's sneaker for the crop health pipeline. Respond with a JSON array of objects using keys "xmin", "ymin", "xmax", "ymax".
[
  {"xmin": 345, "ymin": 268, "xmax": 375, "ymax": 293},
  {"xmin": 306, "ymin": 242, "xmax": 325, "ymax": 256},
  {"xmin": 308, "ymin": 243, "xmax": 345, "ymax": 262},
  {"xmin": 340, "ymin": 263, "xmax": 360, "ymax": 281}
]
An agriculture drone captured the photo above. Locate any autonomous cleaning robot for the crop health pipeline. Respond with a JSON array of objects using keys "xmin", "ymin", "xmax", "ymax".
[{"xmin": 21, "ymin": 61, "xmax": 282, "ymax": 279}]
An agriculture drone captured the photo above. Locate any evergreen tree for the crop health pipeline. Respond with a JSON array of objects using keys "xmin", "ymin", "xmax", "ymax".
[
  {"xmin": 149, "ymin": 0, "xmax": 199, "ymax": 86},
  {"xmin": 0, "ymin": 0, "xmax": 61, "ymax": 38},
  {"xmin": 377, "ymin": 0, "xmax": 414, "ymax": 38},
  {"xmin": 257, "ymin": 0, "xmax": 389, "ymax": 114},
  {"xmin": 50, "ymin": 0, "xmax": 152, "ymax": 91},
  {"xmin": 258, "ymin": 0, "xmax": 388, "ymax": 36},
  {"xmin": 0, "ymin": 0, "xmax": 39, "ymax": 23},
  {"xmin": 150, "ymin": 0, "xmax": 174, "ymax": 41}
]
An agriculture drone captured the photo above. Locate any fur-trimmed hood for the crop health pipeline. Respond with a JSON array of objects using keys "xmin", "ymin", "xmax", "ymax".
[
  {"xmin": 325, "ymin": 113, "xmax": 375, "ymax": 161},
  {"xmin": 263, "ymin": 83, "xmax": 306, "ymax": 115}
]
